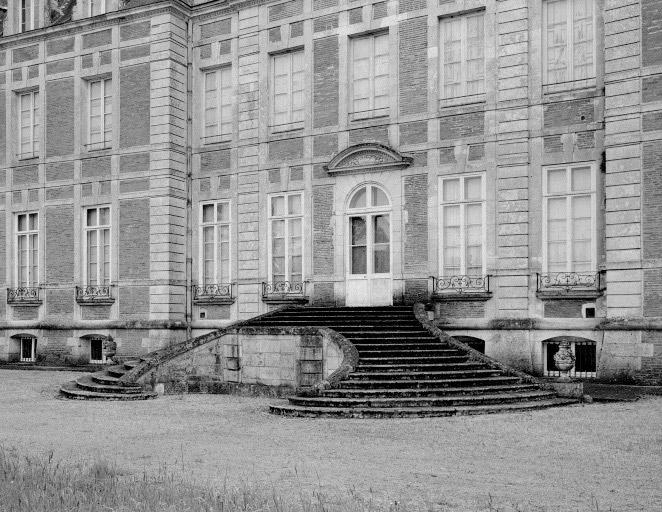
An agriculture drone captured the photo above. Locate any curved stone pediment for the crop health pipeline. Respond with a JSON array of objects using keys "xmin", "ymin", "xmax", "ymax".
[{"xmin": 323, "ymin": 143, "xmax": 413, "ymax": 175}]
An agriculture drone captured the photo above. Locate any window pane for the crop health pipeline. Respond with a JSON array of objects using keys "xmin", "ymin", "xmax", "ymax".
[
  {"xmin": 99, "ymin": 208, "xmax": 110, "ymax": 225},
  {"xmin": 547, "ymin": 169, "xmax": 566, "ymax": 194},
  {"xmin": 351, "ymin": 247, "xmax": 367, "ymax": 275},
  {"xmin": 271, "ymin": 196, "xmax": 285, "ymax": 216},
  {"xmin": 351, "ymin": 217, "xmax": 366, "ymax": 245},
  {"xmin": 217, "ymin": 203, "xmax": 230, "ymax": 223},
  {"xmin": 373, "ymin": 245, "xmax": 390, "ymax": 273},
  {"xmin": 465, "ymin": 177, "xmax": 482, "ymax": 201},
  {"xmin": 571, "ymin": 167, "xmax": 591, "ymax": 192},
  {"xmin": 373, "ymin": 215, "xmax": 389, "ymax": 244},
  {"xmin": 272, "ymin": 219, "xmax": 285, "ymax": 238},
  {"xmin": 202, "ymin": 204, "xmax": 214, "ymax": 223},
  {"xmin": 371, "ymin": 187, "xmax": 389, "ymax": 207},
  {"xmin": 546, "ymin": 0, "xmax": 569, "ymax": 84},
  {"xmin": 575, "ymin": 343, "xmax": 596, "ymax": 372},
  {"xmin": 29, "ymin": 213, "xmax": 38, "ymax": 230},
  {"xmin": 86, "ymin": 209, "xmax": 97, "ymax": 227},
  {"xmin": 288, "ymin": 194, "xmax": 302, "ymax": 215},
  {"xmin": 349, "ymin": 187, "xmax": 367, "ymax": 209},
  {"xmin": 443, "ymin": 179, "xmax": 460, "ymax": 202}
]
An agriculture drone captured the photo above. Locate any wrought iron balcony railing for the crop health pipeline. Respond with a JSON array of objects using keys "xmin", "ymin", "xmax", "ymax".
[
  {"xmin": 7, "ymin": 287, "xmax": 42, "ymax": 305},
  {"xmin": 192, "ymin": 283, "xmax": 235, "ymax": 304},
  {"xmin": 262, "ymin": 281, "xmax": 309, "ymax": 303},
  {"xmin": 536, "ymin": 272, "xmax": 605, "ymax": 295},
  {"xmin": 76, "ymin": 285, "xmax": 115, "ymax": 304},
  {"xmin": 430, "ymin": 275, "xmax": 491, "ymax": 296}
]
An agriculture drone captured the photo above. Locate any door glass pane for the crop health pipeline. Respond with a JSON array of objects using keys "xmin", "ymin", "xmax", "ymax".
[
  {"xmin": 350, "ymin": 216, "xmax": 367, "ymax": 275},
  {"xmin": 351, "ymin": 247, "xmax": 367, "ymax": 275},
  {"xmin": 371, "ymin": 187, "xmax": 389, "ymax": 207},
  {"xmin": 373, "ymin": 215, "xmax": 389, "ymax": 244},
  {"xmin": 373, "ymin": 245, "xmax": 390, "ymax": 273},
  {"xmin": 349, "ymin": 187, "xmax": 367, "ymax": 209},
  {"xmin": 351, "ymin": 216, "xmax": 366, "ymax": 245}
]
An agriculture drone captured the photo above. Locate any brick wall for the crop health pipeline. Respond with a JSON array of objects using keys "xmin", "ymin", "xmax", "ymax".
[
  {"xmin": 399, "ymin": 17, "xmax": 427, "ymax": 115},
  {"xmin": 643, "ymin": 142, "xmax": 662, "ymax": 260},
  {"xmin": 313, "ymin": 36, "xmax": 339, "ymax": 128},
  {"xmin": 81, "ymin": 156, "xmax": 112, "ymax": 180},
  {"xmin": 543, "ymin": 98, "xmax": 594, "ymax": 128},
  {"xmin": 119, "ymin": 286, "xmax": 150, "ymax": 319},
  {"xmin": 642, "ymin": 0, "xmax": 662, "ymax": 66},
  {"xmin": 119, "ymin": 199, "xmax": 150, "ymax": 280},
  {"xmin": 0, "ymin": 90, "xmax": 5, "ymax": 164},
  {"xmin": 0, "ymin": 211, "xmax": 5, "ymax": 293},
  {"xmin": 313, "ymin": 185, "xmax": 334, "ymax": 275},
  {"xmin": 437, "ymin": 301, "xmax": 485, "ymax": 319},
  {"xmin": 120, "ymin": 63, "xmax": 151, "ymax": 148},
  {"xmin": 543, "ymin": 300, "xmax": 584, "ymax": 318},
  {"xmin": 45, "ymin": 205, "xmax": 74, "ymax": 283},
  {"xmin": 46, "ymin": 289, "xmax": 74, "ymax": 316},
  {"xmin": 439, "ymin": 111, "xmax": 484, "ymax": 140},
  {"xmin": 45, "ymin": 162, "xmax": 74, "ymax": 182},
  {"xmin": 46, "ymin": 78, "xmax": 75, "ymax": 157},
  {"xmin": 644, "ymin": 268, "xmax": 662, "ymax": 317},
  {"xmin": 403, "ymin": 174, "xmax": 428, "ymax": 273}
]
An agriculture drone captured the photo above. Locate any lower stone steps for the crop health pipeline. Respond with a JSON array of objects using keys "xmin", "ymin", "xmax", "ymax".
[
  {"xmin": 60, "ymin": 360, "xmax": 156, "ymax": 401},
  {"xmin": 269, "ymin": 398, "xmax": 577, "ymax": 418},
  {"xmin": 322, "ymin": 383, "xmax": 541, "ymax": 398}
]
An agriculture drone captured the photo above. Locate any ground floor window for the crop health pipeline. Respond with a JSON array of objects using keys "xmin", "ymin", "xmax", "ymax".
[
  {"xmin": 90, "ymin": 337, "xmax": 105, "ymax": 364},
  {"xmin": 543, "ymin": 339, "xmax": 596, "ymax": 378},
  {"xmin": 20, "ymin": 337, "xmax": 36, "ymax": 362}
]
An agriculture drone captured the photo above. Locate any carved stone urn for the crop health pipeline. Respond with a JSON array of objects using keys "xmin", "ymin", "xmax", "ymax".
[{"xmin": 553, "ymin": 340, "xmax": 575, "ymax": 382}]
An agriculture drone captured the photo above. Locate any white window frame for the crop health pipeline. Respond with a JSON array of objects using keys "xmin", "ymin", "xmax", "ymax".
[
  {"xmin": 90, "ymin": 0, "xmax": 107, "ymax": 16},
  {"xmin": 438, "ymin": 11, "xmax": 486, "ymax": 100},
  {"xmin": 203, "ymin": 66, "xmax": 233, "ymax": 143},
  {"xmin": 83, "ymin": 206, "xmax": 112, "ymax": 286},
  {"xmin": 542, "ymin": 163, "xmax": 597, "ymax": 273},
  {"xmin": 21, "ymin": 0, "xmax": 37, "ymax": 32},
  {"xmin": 349, "ymin": 32, "xmax": 390, "ymax": 119},
  {"xmin": 271, "ymin": 50, "xmax": 305, "ymax": 131},
  {"xmin": 543, "ymin": 340, "xmax": 597, "ymax": 378},
  {"xmin": 267, "ymin": 192, "xmax": 304, "ymax": 283},
  {"xmin": 19, "ymin": 336, "xmax": 37, "ymax": 363},
  {"xmin": 199, "ymin": 202, "xmax": 232, "ymax": 285},
  {"xmin": 438, "ymin": 173, "xmax": 487, "ymax": 277},
  {"xmin": 88, "ymin": 78, "xmax": 113, "ymax": 150},
  {"xmin": 15, "ymin": 212, "xmax": 39, "ymax": 288},
  {"xmin": 18, "ymin": 90, "xmax": 40, "ymax": 159},
  {"xmin": 542, "ymin": 0, "xmax": 596, "ymax": 85}
]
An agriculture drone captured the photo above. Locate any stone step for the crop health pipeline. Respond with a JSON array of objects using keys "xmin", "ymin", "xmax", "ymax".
[
  {"xmin": 60, "ymin": 381, "xmax": 157, "ymax": 401},
  {"xmin": 91, "ymin": 372, "xmax": 122, "ymax": 385},
  {"xmin": 333, "ymin": 329, "xmax": 432, "ymax": 336},
  {"xmin": 298, "ymin": 306, "xmax": 413, "ymax": 312},
  {"xmin": 338, "ymin": 376, "xmax": 522, "ymax": 389},
  {"xmin": 358, "ymin": 355, "xmax": 469, "ymax": 364},
  {"xmin": 288, "ymin": 390, "xmax": 556, "ymax": 408},
  {"xmin": 106, "ymin": 366, "xmax": 128, "ymax": 378},
  {"xmin": 123, "ymin": 360, "xmax": 139, "ymax": 370},
  {"xmin": 75, "ymin": 375, "xmax": 143, "ymax": 394},
  {"xmin": 355, "ymin": 362, "xmax": 485, "ymax": 372},
  {"xmin": 348, "ymin": 369, "xmax": 501, "ymax": 381},
  {"xmin": 322, "ymin": 383, "xmax": 539, "ymax": 398},
  {"xmin": 354, "ymin": 344, "xmax": 461, "ymax": 352},
  {"xmin": 269, "ymin": 398, "xmax": 578, "ymax": 418}
]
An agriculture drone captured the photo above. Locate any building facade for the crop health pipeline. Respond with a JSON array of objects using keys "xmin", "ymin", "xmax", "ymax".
[{"xmin": 0, "ymin": 0, "xmax": 660, "ymax": 383}]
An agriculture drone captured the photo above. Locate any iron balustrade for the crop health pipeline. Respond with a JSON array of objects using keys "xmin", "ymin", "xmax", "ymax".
[
  {"xmin": 192, "ymin": 283, "xmax": 234, "ymax": 303},
  {"xmin": 76, "ymin": 285, "xmax": 114, "ymax": 304},
  {"xmin": 262, "ymin": 281, "xmax": 308, "ymax": 298},
  {"xmin": 536, "ymin": 272, "xmax": 604, "ymax": 294},
  {"xmin": 430, "ymin": 275, "xmax": 491, "ymax": 294},
  {"xmin": 7, "ymin": 287, "xmax": 41, "ymax": 304}
]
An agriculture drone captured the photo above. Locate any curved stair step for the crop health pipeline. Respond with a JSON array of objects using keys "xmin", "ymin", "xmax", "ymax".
[
  {"xmin": 288, "ymin": 390, "xmax": 556, "ymax": 408},
  {"xmin": 91, "ymin": 372, "xmax": 121, "ymax": 385},
  {"xmin": 106, "ymin": 365, "xmax": 129, "ymax": 378},
  {"xmin": 322, "ymin": 383, "xmax": 540, "ymax": 398},
  {"xmin": 338, "ymin": 376, "xmax": 524, "ymax": 389},
  {"xmin": 355, "ymin": 362, "xmax": 484, "ymax": 371},
  {"xmin": 348, "ymin": 369, "xmax": 502, "ymax": 380},
  {"xmin": 75, "ymin": 375, "xmax": 143, "ymax": 394},
  {"xmin": 269, "ymin": 398, "xmax": 578, "ymax": 418},
  {"xmin": 60, "ymin": 381, "xmax": 157, "ymax": 401}
]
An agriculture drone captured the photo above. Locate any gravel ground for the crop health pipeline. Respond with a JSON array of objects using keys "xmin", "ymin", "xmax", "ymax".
[{"xmin": 0, "ymin": 369, "xmax": 661, "ymax": 512}]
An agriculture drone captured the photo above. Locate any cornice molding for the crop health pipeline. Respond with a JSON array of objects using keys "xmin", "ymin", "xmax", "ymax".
[{"xmin": 324, "ymin": 143, "xmax": 413, "ymax": 176}]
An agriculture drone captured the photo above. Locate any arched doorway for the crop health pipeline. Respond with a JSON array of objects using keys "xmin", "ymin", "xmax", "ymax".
[{"xmin": 345, "ymin": 184, "xmax": 392, "ymax": 306}]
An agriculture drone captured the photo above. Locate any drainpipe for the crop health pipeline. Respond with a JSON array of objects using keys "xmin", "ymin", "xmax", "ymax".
[{"xmin": 185, "ymin": 18, "xmax": 193, "ymax": 340}]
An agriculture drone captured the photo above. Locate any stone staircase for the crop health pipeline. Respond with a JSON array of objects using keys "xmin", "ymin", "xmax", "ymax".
[
  {"xmin": 60, "ymin": 360, "xmax": 157, "ymax": 400},
  {"xmin": 247, "ymin": 306, "xmax": 576, "ymax": 418}
]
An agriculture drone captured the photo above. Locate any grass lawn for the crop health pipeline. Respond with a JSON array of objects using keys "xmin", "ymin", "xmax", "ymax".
[{"xmin": 0, "ymin": 369, "xmax": 660, "ymax": 511}]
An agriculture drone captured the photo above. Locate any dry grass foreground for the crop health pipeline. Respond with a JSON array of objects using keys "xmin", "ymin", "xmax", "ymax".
[{"xmin": 0, "ymin": 370, "xmax": 660, "ymax": 512}]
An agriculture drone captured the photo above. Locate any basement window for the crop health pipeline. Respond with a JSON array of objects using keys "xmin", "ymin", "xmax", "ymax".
[
  {"xmin": 20, "ymin": 336, "xmax": 37, "ymax": 362},
  {"xmin": 543, "ymin": 338, "xmax": 596, "ymax": 378}
]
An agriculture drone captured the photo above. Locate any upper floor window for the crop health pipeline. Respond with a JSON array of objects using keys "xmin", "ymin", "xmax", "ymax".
[
  {"xmin": 84, "ymin": 207, "xmax": 111, "ymax": 285},
  {"xmin": 439, "ymin": 12, "xmax": 485, "ymax": 99},
  {"xmin": 200, "ymin": 202, "xmax": 231, "ymax": 285},
  {"xmin": 16, "ymin": 212, "xmax": 39, "ymax": 287},
  {"xmin": 271, "ymin": 50, "xmax": 305, "ymax": 130},
  {"xmin": 18, "ymin": 90, "xmax": 40, "ymax": 159},
  {"xmin": 269, "ymin": 193, "xmax": 303, "ymax": 284},
  {"xmin": 21, "ymin": 0, "xmax": 38, "ymax": 32},
  {"xmin": 203, "ymin": 67, "xmax": 232, "ymax": 143},
  {"xmin": 543, "ymin": 164, "xmax": 596, "ymax": 272},
  {"xmin": 350, "ymin": 33, "xmax": 389, "ymax": 119},
  {"xmin": 88, "ymin": 78, "xmax": 112, "ymax": 150},
  {"xmin": 543, "ymin": 0, "xmax": 595, "ymax": 85},
  {"xmin": 439, "ymin": 174, "xmax": 485, "ymax": 277},
  {"xmin": 90, "ymin": 0, "xmax": 107, "ymax": 16}
]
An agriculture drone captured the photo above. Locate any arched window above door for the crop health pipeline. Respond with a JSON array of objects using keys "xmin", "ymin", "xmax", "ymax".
[{"xmin": 348, "ymin": 184, "xmax": 390, "ymax": 210}]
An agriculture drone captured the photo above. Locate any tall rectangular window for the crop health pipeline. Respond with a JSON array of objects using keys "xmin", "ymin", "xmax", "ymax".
[
  {"xmin": 89, "ymin": 78, "xmax": 112, "ymax": 149},
  {"xmin": 439, "ymin": 175, "xmax": 485, "ymax": 276},
  {"xmin": 272, "ymin": 51, "xmax": 305, "ymax": 129},
  {"xmin": 439, "ymin": 12, "xmax": 485, "ymax": 99},
  {"xmin": 269, "ymin": 193, "xmax": 303, "ymax": 283},
  {"xmin": 203, "ymin": 67, "xmax": 233, "ymax": 142},
  {"xmin": 21, "ymin": 0, "xmax": 37, "ymax": 32},
  {"xmin": 90, "ymin": 0, "xmax": 107, "ymax": 16},
  {"xmin": 16, "ymin": 212, "xmax": 39, "ymax": 287},
  {"xmin": 85, "ymin": 207, "xmax": 111, "ymax": 285},
  {"xmin": 200, "ymin": 202, "xmax": 231, "ymax": 285},
  {"xmin": 544, "ymin": 165, "xmax": 595, "ymax": 272},
  {"xmin": 544, "ymin": 0, "xmax": 595, "ymax": 84},
  {"xmin": 18, "ymin": 91, "xmax": 40, "ymax": 159},
  {"xmin": 350, "ymin": 33, "xmax": 389, "ymax": 118}
]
